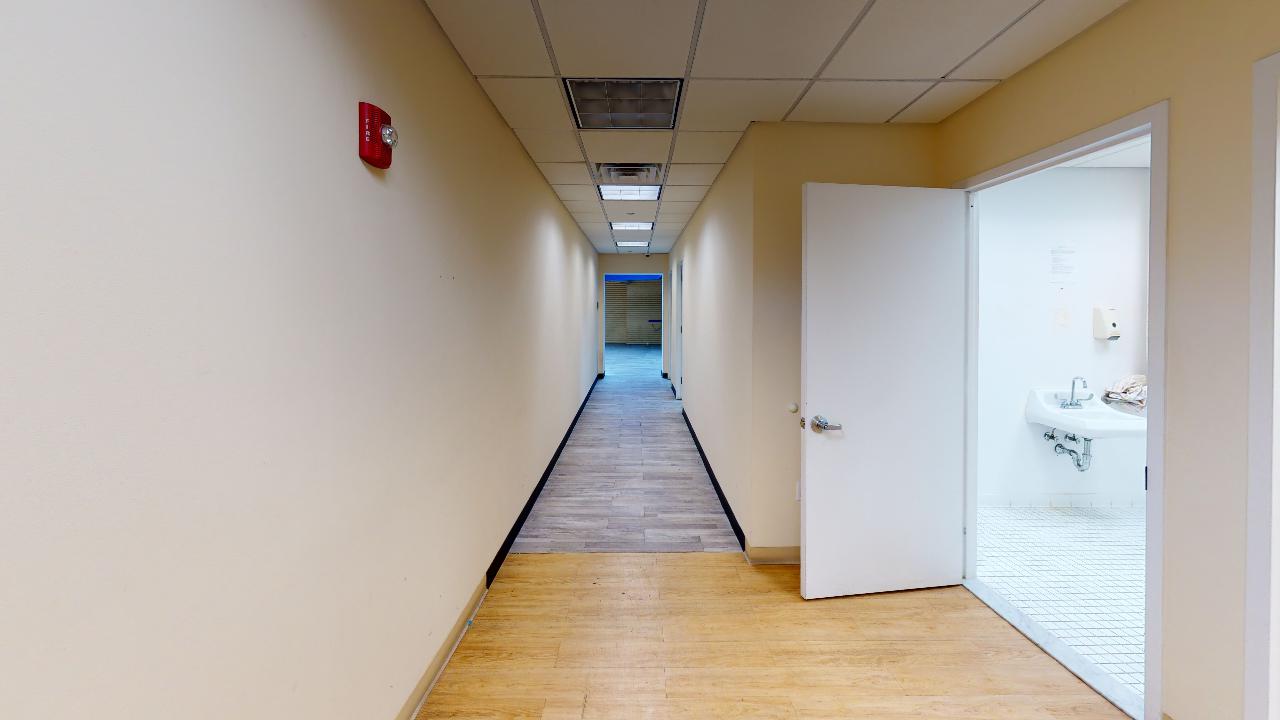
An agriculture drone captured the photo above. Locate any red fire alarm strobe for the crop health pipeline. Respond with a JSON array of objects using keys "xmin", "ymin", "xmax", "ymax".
[{"xmin": 359, "ymin": 101, "xmax": 398, "ymax": 169}]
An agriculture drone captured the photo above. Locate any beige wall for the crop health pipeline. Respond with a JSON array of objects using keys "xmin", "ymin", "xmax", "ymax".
[
  {"xmin": 670, "ymin": 124, "xmax": 938, "ymax": 548},
  {"xmin": 668, "ymin": 141, "xmax": 756, "ymax": 529},
  {"xmin": 747, "ymin": 123, "xmax": 939, "ymax": 547},
  {"xmin": 0, "ymin": 2, "xmax": 598, "ymax": 719},
  {"xmin": 936, "ymin": 1, "xmax": 1280, "ymax": 715},
  {"xmin": 598, "ymin": 253, "xmax": 671, "ymax": 374}
]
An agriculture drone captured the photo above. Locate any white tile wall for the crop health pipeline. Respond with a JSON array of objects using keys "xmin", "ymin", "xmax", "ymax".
[{"xmin": 977, "ymin": 506, "xmax": 1145, "ymax": 697}]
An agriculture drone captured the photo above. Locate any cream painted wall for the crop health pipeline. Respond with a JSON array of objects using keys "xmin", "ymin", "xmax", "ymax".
[
  {"xmin": 669, "ymin": 124, "xmax": 937, "ymax": 548},
  {"xmin": 747, "ymin": 123, "xmax": 939, "ymax": 547},
  {"xmin": 936, "ymin": 1, "xmax": 1280, "ymax": 715},
  {"xmin": 668, "ymin": 141, "xmax": 755, "ymax": 534},
  {"xmin": 0, "ymin": 2, "xmax": 597, "ymax": 719},
  {"xmin": 597, "ymin": 253, "xmax": 670, "ymax": 374}
]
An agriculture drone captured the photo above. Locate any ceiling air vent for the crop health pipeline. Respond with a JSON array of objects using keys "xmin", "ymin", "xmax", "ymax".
[
  {"xmin": 565, "ymin": 79, "xmax": 682, "ymax": 129},
  {"xmin": 596, "ymin": 163, "xmax": 663, "ymax": 185}
]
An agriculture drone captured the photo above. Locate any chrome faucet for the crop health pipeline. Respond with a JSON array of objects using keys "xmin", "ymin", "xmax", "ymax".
[{"xmin": 1061, "ymin": 377, "xmax": 1089, "ymax": 408}]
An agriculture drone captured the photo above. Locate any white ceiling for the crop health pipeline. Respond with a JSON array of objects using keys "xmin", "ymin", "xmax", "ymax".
[{"xmin": 425, "ymin": 0, "xmax": 1129, "ymax": 253}]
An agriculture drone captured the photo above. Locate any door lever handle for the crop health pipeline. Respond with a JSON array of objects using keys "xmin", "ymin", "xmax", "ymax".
[{"xmin": 811, "ymin": 415, "xmax": 842, "ymax": 433}]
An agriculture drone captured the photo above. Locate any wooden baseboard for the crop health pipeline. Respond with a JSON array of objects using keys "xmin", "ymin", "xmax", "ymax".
[
  {"xmin": 745, "ymin": 543, "xmax": 800, "ymax": 565},
  {"xmin": 396, "ymin": 577, "xmax": 487, "ymax": 720}
]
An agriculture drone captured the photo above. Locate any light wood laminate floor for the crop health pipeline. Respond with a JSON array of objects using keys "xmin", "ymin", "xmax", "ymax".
[
  {"xmin": 512, "ymin": 344, "xmax": 738, "ymax": 553},
  {"xmin": 420, "ymin": 553, "xmax": 1125, "ymax": 719}
]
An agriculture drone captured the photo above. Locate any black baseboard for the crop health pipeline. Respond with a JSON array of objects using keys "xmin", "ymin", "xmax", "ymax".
[
  {"xmin": 486, "ymin": 375, "xmax": 602, "ymax": 586},
  {"xmin": 670, "ymin": 382, "xmax": 676, "ymax": 397},
  {"xmin": 661, "ymin": 371, "xmax": 668, "ymax": 379},
  {"xmin": 681, "ymin": 409, "xmax": 746, "ymax": 550}
]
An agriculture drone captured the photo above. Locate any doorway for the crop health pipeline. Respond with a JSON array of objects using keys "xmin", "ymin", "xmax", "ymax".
[
  {"xmin": 674, "ymin": 261, "xmax": 684, "ymax": 399},
  {"xmin": 799, "ymin": 104, "xmax": 1168, "ymax": 720},
  {"xmin": 603, "ymin": 273, "xmax": 663, "ymax": 378},
  {"xmin": 968, "ymin": 134, "xmax": 1152, "ymax": 719},
  {"xmin": 1245, "ymin": 49, "xmax": 1280, "ymax": 720},
  {"xmin": 960, "ymin": 105, "xmax": 1168, "ymax": 720}
]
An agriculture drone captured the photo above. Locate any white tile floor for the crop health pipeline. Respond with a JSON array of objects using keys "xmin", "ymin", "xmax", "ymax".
[{"xmin": 977, "ymin": 506, "xmax": 1145, "ymax": 697}]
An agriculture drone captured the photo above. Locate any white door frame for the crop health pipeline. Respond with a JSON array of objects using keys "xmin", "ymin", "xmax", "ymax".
[
  {"xmin": 1245, "ymin": 49, "xmax": 1280, "ymax": 720},
  {"xmin": 957, "ymin": 101, "xmax": 1169, "ymax": 720},
  {"xmin": 674, "ymin": 261, "xmax": 685, "ymax": 400}
]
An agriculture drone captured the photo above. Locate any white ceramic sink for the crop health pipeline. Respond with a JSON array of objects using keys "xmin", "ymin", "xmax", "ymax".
[{"xmin": 1024, "ymin": 389, "xmax": 1146, "ymax": 439}]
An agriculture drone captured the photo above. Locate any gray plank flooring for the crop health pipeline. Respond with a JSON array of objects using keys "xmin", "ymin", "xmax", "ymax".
[{"xmin": 512, "ymin": 344, "xmax": 739, "ymax": 553}]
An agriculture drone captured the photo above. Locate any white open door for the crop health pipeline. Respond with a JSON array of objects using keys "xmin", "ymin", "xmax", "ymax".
[{"xmin": 801, "ymin": 183, "xmax": 968, "ymax": 600}]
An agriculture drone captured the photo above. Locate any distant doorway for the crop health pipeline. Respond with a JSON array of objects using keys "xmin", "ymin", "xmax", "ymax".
[{"xmin": 603, "ymin": 273, "xmax": 662, "ymax": 377}]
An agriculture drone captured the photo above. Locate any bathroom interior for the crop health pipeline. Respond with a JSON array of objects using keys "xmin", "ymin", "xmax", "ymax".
[{"xmin": 970, "ymin": 136, "xmax": 1152, "ymax": 719}]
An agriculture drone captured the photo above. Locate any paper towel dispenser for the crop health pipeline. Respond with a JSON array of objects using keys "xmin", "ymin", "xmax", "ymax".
[{"xmin": 1093, "ymin": 306, "xmax": 1120, "ymax": 340}]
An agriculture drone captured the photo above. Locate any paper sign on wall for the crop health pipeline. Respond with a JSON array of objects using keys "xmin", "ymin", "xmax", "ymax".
[{"xmin": 1049, "ymin": 244, "xmax": 1079, "ymax": 287}]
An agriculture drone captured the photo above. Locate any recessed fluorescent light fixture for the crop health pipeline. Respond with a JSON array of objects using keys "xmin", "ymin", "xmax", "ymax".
[
  {"xmin": 600, "ymin": 184, "xmax": 660, "ymax": 201},
  {"xmin": 611, "ymin": 222, "xmax": 653, "ymax": 231},
  {"xmin": 616, "ymin": 241, "xmax": 650, "ymax": 247}
]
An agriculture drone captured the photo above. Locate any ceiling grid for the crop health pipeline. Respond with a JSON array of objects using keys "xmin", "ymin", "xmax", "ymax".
[
  {"xmin": 426, "ymin": 0, "xmax": 1131, "ymax": 253},
  {"xmin": 651, "ymin": 0, "xmax": 710, "ymax": 249}
]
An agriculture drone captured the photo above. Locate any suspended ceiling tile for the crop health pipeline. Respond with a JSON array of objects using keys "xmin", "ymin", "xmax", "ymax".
[
  {"xmin": 478, "ymin": 78, "xmax": 571, "ymax": 130},
  {"xmin": 539, "ymin": 0, "xmax": 700, "ymax": 77},
  {"xmin": 579, "ymin": 221, "xmax": 613, "ymax": 237},
  {"xmin": 554, "ymin": 184, "xmax": 600, "ymax": 201},
  {"xmin": 679, "ymin": 80, "xmax": 808, "ymax": 131},
  {"xmin": 563, "ymin": 199, "xmax": 603, "ymax": 214},
  {"xmin": 892, "ymin": 80, "xmax": 999, "ymax": 123},
  {"xmin": 672, "ymin": 131, "xmax": 743, "ymax": 163},
  {"xmin": 789, "ymin": 81, "xmax": 930, "ymax": 123},
  {"xmin": 592, "ymin": 238, "xmax": 618, "ymax": 252},
  {"xmin": 657, "ymin": 208, "xmax": 695, "ymax": 222},
  {"xmin": 656, "ymin": 222, "xmax": 688, "ymax": 233},
  {"xmin": 665, "ymin": 163, "xmax": 723, "ymax": 185},
  {"xmin": 650, "ymin": 239, "xmax": 677, "ymax": 252},
  {"xmin": 660, "ymin": 185, "xmax": 708, "ymax": 202},
  {"xmin": 515, "ymin": 129, "xmax": 584, "ymax": 162},
  {"xmin": 603, "ymin": 200, "xmax": 659, "ymax": 217},
  {"xmin": 951, "ymin": 0, "xmax": 1129, "ymax": 80},
  {"xmin": 425, "ymin": 0, "xmax": 552, "ymax": 76},
  {"xmin": 658, "ymin": 201, "xmax": 701, "ymax": 215},
  {"xmin": 572, "ymin": 210, "xmax": 606, "ymax": 223},
  {"xmin": 538, "ymin": 162, "xmax": 594, "ymax": 185},
  {"xmin": 580, "ymin": 130, "xmax": 673, "ymax": 164},
  {"xmin": 692, "ymin": 0, "xmax": 871, "ymax": 78},
  {"xmin": 606, "ymin": 206, "xmax": 658, "ymax": 222},
  {"xmin": 822, "ymin": 0, "xmax": 1036, "ymax": 80}
]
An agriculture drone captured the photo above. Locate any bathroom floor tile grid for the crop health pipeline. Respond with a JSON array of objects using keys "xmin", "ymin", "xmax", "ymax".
[
  {"xmin": 512, "ymin": 343, "xmax": 739, "ymax": 553},
  {"xmin": 977, "ymin": 506, "xmax": 1145, "ymax": 697}
]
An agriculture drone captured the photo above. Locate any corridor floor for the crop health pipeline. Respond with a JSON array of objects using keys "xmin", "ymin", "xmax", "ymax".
[
  {"xmin": 512, "ymin": 344, "xmax": 738, "ymax": 553},
  {"xmin": 419, "ymin": 345, "xmax": 1124, "ymax": 719},
  {"xmin": 419, "ymin": 553, "xmax": 1125, "ymax": 719}
]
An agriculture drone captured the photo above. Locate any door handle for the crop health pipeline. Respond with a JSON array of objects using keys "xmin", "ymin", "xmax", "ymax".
[{"xmin": 811, "ymin": 415, "xmax": 842, "ymax": 433}]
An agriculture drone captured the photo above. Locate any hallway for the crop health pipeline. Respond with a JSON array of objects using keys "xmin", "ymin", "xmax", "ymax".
[{"xmin": 513, "ymin": 344, "xmax": 738, "ymax": 553}]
